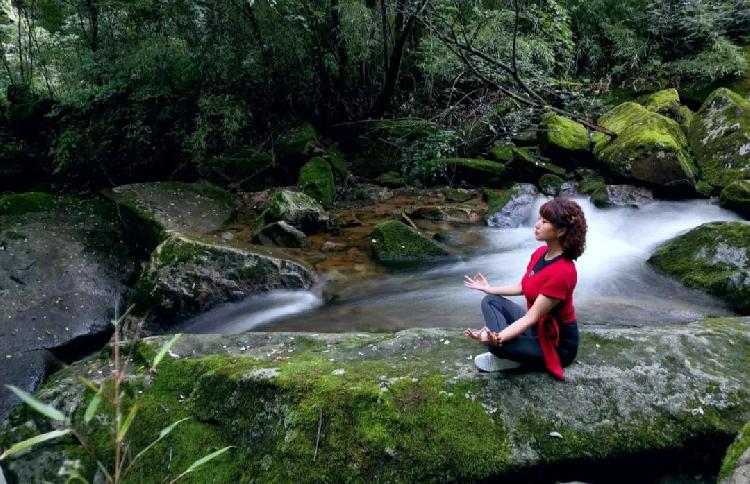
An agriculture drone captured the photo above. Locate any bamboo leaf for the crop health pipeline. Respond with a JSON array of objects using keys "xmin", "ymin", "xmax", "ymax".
[
  {"xmin": 77, "ymin": 376, "xmax": 100, "ymax": 394},
  {"xmin": 169, "ymin": 446, "xmax": 232, "ymax": 483},
  {"xmin": 152, "ymin": 333, "xmax": 181, "ymax": 369},
  {"xmin": 117, "ymin": 402, "xmax": 140, "ymax": 443},
  {"xmin": 6, "ymin": 385, "xmax": 64, "ymax": 422},
  {"xmin": 0, "ymin": 429, "xmax": 71, "ymax": 460},
  {"xmin": 83, "ymin": 394, "xmax": 102, "ymax": 424},
  {"xmin": 124, "ymin": 418, "xmax": 190, "ymax": 477}
]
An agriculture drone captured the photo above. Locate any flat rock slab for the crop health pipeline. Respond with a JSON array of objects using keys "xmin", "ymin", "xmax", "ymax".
[
  {"xmin": 0, "ymin": 196, "xmax": 137, "ymax": 422},
  {"xmin": 108, "ymin": 181, "xmax": 236, "ymax": 236},
  {"xmin": 2, "ymin": 318, "xmax": 748, "ymax": 482}
]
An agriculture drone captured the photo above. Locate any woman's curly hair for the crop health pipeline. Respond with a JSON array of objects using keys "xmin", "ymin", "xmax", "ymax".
[{"xmin": 539, "ymin": 198, "xmax": 587, "ymax": 260}]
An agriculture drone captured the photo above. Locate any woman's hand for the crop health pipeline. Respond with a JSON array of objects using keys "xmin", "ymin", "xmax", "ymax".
[
  {"xmin": 464, "ymin": 327, "xmax": 501, "ymax": 347},
  {"xmin": 464, "ymin": 273, "xmax": 490, "ymax": 293}
]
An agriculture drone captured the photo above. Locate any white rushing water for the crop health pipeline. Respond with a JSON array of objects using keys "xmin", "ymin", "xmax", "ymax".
[{"xmin": 182, "ymin": 196, "xmax": 741, "ymax": 334}]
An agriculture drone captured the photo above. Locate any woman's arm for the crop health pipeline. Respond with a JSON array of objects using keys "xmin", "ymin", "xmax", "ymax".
[
  {"xmin": 493, "ymin": 295, "xmax": 560, "ymax": 343},
  {"xmin": 464, "ymin": 273, "xmax": 523, "ymax": 296}
]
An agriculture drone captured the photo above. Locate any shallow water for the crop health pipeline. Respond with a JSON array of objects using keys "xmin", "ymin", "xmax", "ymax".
[{"xmin": 181, "ymin": 196, "xmax": 741, "ymax": 335}]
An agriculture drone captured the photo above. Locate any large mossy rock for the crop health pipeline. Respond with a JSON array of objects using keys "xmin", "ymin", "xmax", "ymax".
[
  {"xmin": 0, "ymin": 194, "xmax": 138, "ymax": 421},
  {"xmin": 720, "ymin": 421, "xmax": 750, "ymax": 484},
  {"xmin": 639, "ymin": 88, "xmax": 680, "ymax": 115},
  {"xmin": 251, "ymin": 221, "xmax": 307, "ymax": 248},
  {"xmin": 538, "ymin": 174, "xmax": 564, "ymax": 196},
  {"xmin": 2, "ymin": 319, "xmax": 750, "ymax": 482},
  {"xmin": 276, "ymin": 122, "xmax": 320, "ymax": 159},
  {"xmin": 689, "ymin": 88, "xmax": 750, "ymax": 191},
  {"xmin": 297, "ymin": 156, "xmax": 335, "ymax": 208},
  {"xmin": 648, "ymin": 221, "xmax": 750, "ymax": 313},
  {"xmin": 370, "ymin": 220, "xmax": 451, "ymax": 262},
  {"xmin": 259, "ymin": 190, "xmax": 330, "ymax": 232},
  {"xmin": 132, "ymin": 233, "xmax": 315, "ymax": 332},
  {"xmin": 491, "ymin": 144, "xmax": 566, "ymax": 182},
  {"xmin": 424, "ymin": 158, "xmax": 506, "ymax": 186},
  {"xmin": 107, "ymin": 181, "xmax": 236, "ymax": 252},
  {"xmin": 720, "ymin": 180, "xmax": 750, "ymax": 218},
  {"xmin": 485, "ymin": 183, "xmax": 538, "ymax": 228},
  {"xmin": 353, "ymin": 119, "xmax": 457, "ymax": 178},
  {"xmin": 198, "ymin": 150, "xmax": 275, "ymax": 191},
  {"xmin": 593, "ymin": 102, "xmax": 697, "ymax": 193},
  {"xmin": 537, "ymin": 113, "xmax": 590, "ymax": 164}
]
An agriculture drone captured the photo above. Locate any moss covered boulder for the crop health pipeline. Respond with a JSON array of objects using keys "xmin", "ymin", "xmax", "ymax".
[
  {"xmin": 425, "ymin": 158, "xmax": 506, "ymax": 186},
  {"xmin": 370, "ymin": 220, "xmax": 452, "ymax": 263},
  {"xmin": 485, "ymin": 183, "xmax": 538, "ymax": 228},
  {"xmin": 593, "ymin": 102, "xmax": 697, "ymax": 194},
  {"xmin": 639, "ymin": 88, "xmax": 680, "ymax": 115},
  {"xmin": 276, "ymin": 122, "xmax": 320, "ymax": 159},
  {"xmin": 0, "ymin": 194, "xmax": 138, "ymax": 421},
  {"xmin": 501, "ymin": 146, "xmax": 566, "ymax": 183},
  {"xmin": 259, "ymin": 190, "xmax": 330, "ymax": 232},
  {"xmin": 297, "ymin": 157, "xmax": 335, "ymax": 208},
  {"xmin": 648, "ymin": 221, "xmax": 750, "ymax": 313},
  {"xmin": 107, "ymin": 181, "xmax": 236, "ymax": 252},
  {"xmin": 537, "ymin": 113, "xmax": 591, "ymax": 164},
  {"xmin": 538, "ymin": 174, "xmax": 564, "ymax": 196},
  {"xmin": 689, "ymin": 88, "xmax": 750, "ymax": 191},
  {"xmin": 2, "ymin": 319, "xmax": 750, "ymax": 482},
  {"xmin": 589, "ymin": 184, "xmax": 653, "ymax": 208},
  {"xmin": 720, "ymin": 421, "xmax": 750, "ymax": 484},
  {"xmin": 133, "ymin": 233, "xmax": 315, "ymax": 332},
  {"xmin": 251, "ymin": 221, "xmax": 307, "ymax": 248},
  {"xmin": 720, "ymin": 180, "xmax": 750, "ymax": 218},
  {"xmin": 353, "ymin": 119, "xmax": 458, "ymax": 178}
]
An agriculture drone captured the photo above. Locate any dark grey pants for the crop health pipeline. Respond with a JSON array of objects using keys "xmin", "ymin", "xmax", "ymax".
[{"xmin": 480, "ymin": 294, "xmax": 547, "ymax": 369}]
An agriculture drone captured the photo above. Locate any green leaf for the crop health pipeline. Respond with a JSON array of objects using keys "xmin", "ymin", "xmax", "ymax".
[
  {"xmin": 84, "ymin": 394, "xmax": 102, "ymax": 424},
  {"xmin": 0, "ymin": 429, "xmax": 71, "ymax": 460},
  {"xmin": 152, "ymin": 333, "xmax": 181, "ymax": 369},
  {"xmin": 77, "ymin": 376, "xmax": 100, "ymax": 394},
  {"xmin": 124, "ymin": 418, "xmax": 190, "ymax": 477},
  {"xmin": 6, "ymin": 385, "xmax": 65, "ymax": 421},
  {"xmin": 169, "ymin": 446, "xmax": 232, "ymax": 483},
  {"xmin": 117, "ymin": 402, "xmax": 140, "ymax": 443}
]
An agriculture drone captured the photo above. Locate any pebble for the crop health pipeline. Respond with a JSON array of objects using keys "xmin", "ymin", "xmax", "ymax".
[{"xmin": 331, "ymin": 369, "xmax": 345, "ymax": 376}]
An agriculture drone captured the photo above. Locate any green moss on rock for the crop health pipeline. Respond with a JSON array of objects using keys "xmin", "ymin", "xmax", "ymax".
[
  {"xmin": 720, "ymin": 421, "xmax": 750, "ymax": 482},
  {"xmin": 689, "ymin": 88, "xmax": 750, "ymax": 190},
  {"xmin": 537, "ymin": 113, "xmax": 590, "ymax": 162},
  {"xmin": 376, "ymin": 171, "xmax": 407, "ymax": 187},
  {"xmin": 538, "ymin": 174, "xmax": 564, "ymax": 196},
  {"xmin": 262, "ymin": 189, "xmax": 330, "ymax": 231},
  {"xmin": 648, "ymin": 221, "xmax": 750, "ymax": 313},
  {"xmin": 594, "ymin": 102, "xmax": 696, "ymax": 192},
  {"xmin": 276, "ymin": 122, "xmax": 319, "ymax": 158},
  {"xmin": 639, "ymin": 88, "xmax": 680, "ymax": 115},
  {"xmin": 488, "ymin": 143, "xmax": 515, "ymax": 162},
  {"xmin": 426, "ymin": 158, "xmax": 506, "ymax": 186},
  {"xmin": 720, "ymin": 180, "xmax": 750, "ymax": 218},
  {"xmin": 370, "ymin": 220, "xmax": 451, "ymax": 262},
  {"xmin": 0, "ymin": 192, "xmax": 56, "ymax": 216},
  {"xmin": 298, "ymin": 157, "xmax": 335, "ymax": 209}
]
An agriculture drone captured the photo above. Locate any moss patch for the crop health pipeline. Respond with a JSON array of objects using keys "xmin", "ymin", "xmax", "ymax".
[
  {"xmin": 537, "ymin": 113, "xmax": 590, "ymax": 160},
  {"xmin": 720, "ymin": 421, "xmax": 750, "ymax": 481},
  {"xmin": 720, "ymin": 180, "xmax": 750, "ymax": 218},
  {"xmin": 538, "ymin": 174, "xmax": 564, "ymax": 195},
  {"xmin": 370, "ymin": 220, "xmax": 450, "ymax": 263},
  {"xmin": 276, "ymin": 122, "xmax": 319, "ymax": 158},
  {"xmin": 639, "ymin": 88, "xmax": 680, "ymax": 115},
  {"xmin": 426, "ymin": 158, "xmax": 506, "ymax": 186},
  {"xmin": 648, "ymin": 221, "xmax": 750, "ymax": 312},
  {"xmin": 488, "ymin": 143, "xmax": 515, "ymax": 162},
  {"xmin": 0, "ymin": 192, "xmax": 56, "ymax": 216},
  {"xmin": 298, "ymin": 157, "xmax": 335, "ymax": 208}
]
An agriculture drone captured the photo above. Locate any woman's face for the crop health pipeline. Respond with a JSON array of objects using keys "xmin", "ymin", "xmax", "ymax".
[{"xmin": 534, "ymin": 216, "xmax": 564, "ymax": 242}]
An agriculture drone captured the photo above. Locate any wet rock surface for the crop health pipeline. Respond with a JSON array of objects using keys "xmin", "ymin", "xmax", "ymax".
[
  {"xmin": 1, "ymin": 318, "xmax": 749, "ymax": 482},
  {"xmin": 589, "ymin": 184, "xmax": 654, "ymax": 208},
  {"xmin": 485, "ymin": 183, "xmax": 538, "ymax": 227}
]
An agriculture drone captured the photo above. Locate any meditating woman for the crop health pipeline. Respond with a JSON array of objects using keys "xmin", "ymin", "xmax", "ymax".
[{"xmin": 463, "ymin": 198, "xmax": 587, "ymax": 380}]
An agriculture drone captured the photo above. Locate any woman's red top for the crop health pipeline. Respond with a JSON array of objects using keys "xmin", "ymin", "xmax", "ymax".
[{"xmin": 520, "ymin": 245, "xmax": 577, "ymax": 380}]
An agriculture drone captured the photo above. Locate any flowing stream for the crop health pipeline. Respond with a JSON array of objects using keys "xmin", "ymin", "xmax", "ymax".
[{"xmin": 181, "ymin": 196, "xmax": 741, "ymax": 335}]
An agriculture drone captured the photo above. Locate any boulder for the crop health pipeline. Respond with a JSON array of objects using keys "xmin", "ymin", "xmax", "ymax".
[
  {"xmin": 132, "ymin": 233, "xmax": 315, "ymax": 332},
  {"xmin": 370, "ymin": 220, "xmax": 451, "ymax": 262},
  {"xmin": 259, "ymin": 190, "xmax": 330, "ymax": 232},
  {"xmin": 407, "ymin": 205, "xmax": 483, "ymax": 224},
  {"xmin": 251, "ymin": 221, "xmax": 307, "ymax": 248},
  {"xmin": 589, "ymin": 185, "xmax": 654, "ymax": 208},
  {"xmin": 353, "ymin": 119, "xmax": 457, "ymax": 178},
  {"xmin": 499, "ymin": 146, "xmax": 566, "ymax": 182},
  {"xmin": 107, "ymin": 181, "xmax": 236, "ymax": 252},
  {"xmin": 593, "ymin": 102, "xmax": 697, "ymax": 194},
  {"xmin": 720, "ymin": 180, "xmax": 750, "ymax": 218},
  {"xmin": 198, "ymin": 151, "xmax": 275, "ymax": 191},
  {"xmin": 537, "ymin": 113, "xmax": 590, "ymax": 164},
  {"xmin": 275, "ymin": 122, "xmax": 320, "ymax": 159},
  {"xmin": 575, "ymin": 169, "xmax": 607, "ymax": 196},
  {"xmin": 648, "ymin": 221, "xmax": 750, "ymax": 313},
  {"xmin": 443, "ymin": 188, "xmax": 474, "ymax": 203},
  {"xmin": 487, "ymin": 142, "xmax": 515, "ymax": 163},
  {"xmin": 485, "ymin": 183, "xmax": 538, "ymax": 228},
  {"xmin": 0, "ymin": 194, "xmax": 137, "ymax": 421},
  {"xmin": 298, "ymin": 157, "xmax": 335, "ymax": 208},
  {"xmin": 720, "ymin": 422, "xmax": 750, "ymax": 484},
  {"xmin": 424, "ymin": 158, "xmax": 506, "ymax": 187},
  {"xmin": 2, "ymin": 319, "xmax": 750, "ymax": 482},
  {"xmin": 639, "ymin": 88, "xmax": 680, "ymax": 116},
  {"xmin": 538, "ymin": 174, "xmax": 564, "ymax": 196},
  {"xmin": 689, "ymin": 88, "xmax": 750, "ymax": 191}
]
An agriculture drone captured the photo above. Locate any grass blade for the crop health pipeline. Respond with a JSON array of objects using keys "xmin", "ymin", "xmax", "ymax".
[
  {"xmin": 84, "ymin": 393, "xmax": 102, "ymax": 424},
  {"xmin": 169, "ymin": 446, "xmax": 232, "ymax": 483},
  {"xmin": 0, "ymin": 429, "xmax": 71, "ymax": 460},
  {"xmin": 117, "ymin": 402, "xmax": 140, "ymax": 443},
  {"xmin": 5, "ymin": 385, "xmax": 64, "ymax": 422},
  {"xmin": 152, "ymin": 334, "xmax": 181, "ymax": 369},
  {"xmin": 123, "ymin": 418, "xmax": 190, "ymax": 477}
]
